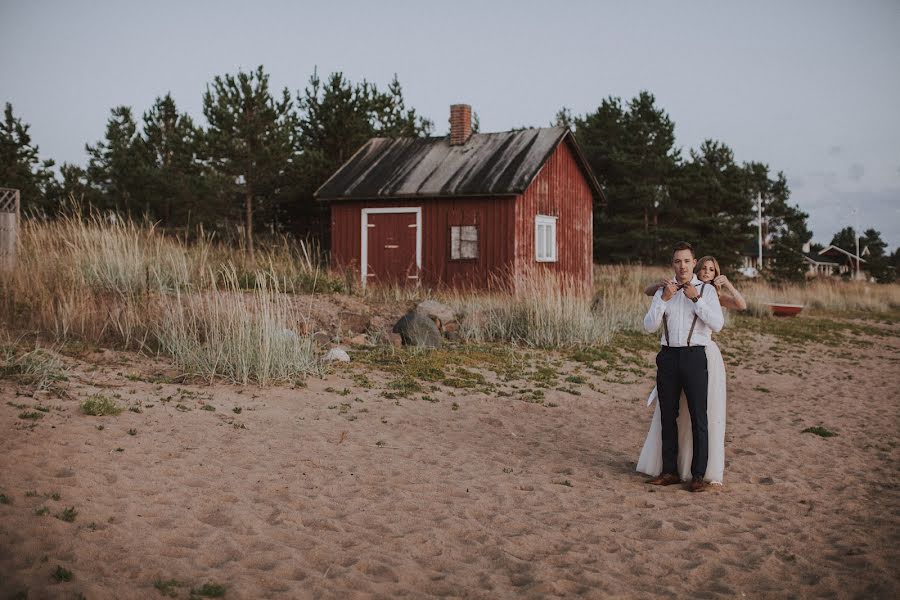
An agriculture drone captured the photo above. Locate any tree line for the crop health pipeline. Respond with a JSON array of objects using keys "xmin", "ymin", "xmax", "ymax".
[
  {"xmin": 1, "ymin": 67, "xmax": 896, "ymax": 279},
  {"xmin": 1, "ymin": 66, "xmax": 431, "ymax": 256}
]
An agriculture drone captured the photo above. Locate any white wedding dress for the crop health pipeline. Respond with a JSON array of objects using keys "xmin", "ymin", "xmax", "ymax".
[{"xmin": 636, "ymin": 341, "xmax": 727, "ymax": 484}]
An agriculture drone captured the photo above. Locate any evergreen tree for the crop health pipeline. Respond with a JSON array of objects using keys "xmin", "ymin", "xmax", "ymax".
[
  {"xmin": 85, "ymin": 106, "xmax": 148, "ymax": 214},
  {"xmin": 669, "ymin": 140, "xmax": 754, "ymax": 271},
  {"xmin": 573, "ymin": 92, "xmax": 680, "ymax": 263},
  {"xmin": 745, "ymin": 164, "xmax": 810, "ymax": 281},
  {"xmin": 0, "ymin": 102, "xmax": 58, "ymax": 214},
  {"xmin": 829, "ymin": 226, "xmax": 858, "ymax": 253},
  {"xmin": 52, "ymin": 163, "xmax": 101, "ymax": 209},
  {"xmin": 859, "ymin": 228, "xmax": 890, "ymax": 282},
  {"xmin": 140, "ymin": 93, "xmax": 210, "ymax": 226},
  {"xmin": 202, "ymin": 66, "xmax": 296, "ymax": 257},
  {"xmin": 289, "ymin": 70, "xmax": 432, "ymax": 243},
  {"xmin": 828, "ymin": 226, "xmax": 892, "ymax": 281}
]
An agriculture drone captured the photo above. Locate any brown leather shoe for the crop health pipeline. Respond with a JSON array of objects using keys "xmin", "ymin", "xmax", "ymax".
[
  {"xmin": 689, "ymin": 477, "xmax": 708, "ymax": 493},
  {"xmin": 647, "ymin": 473, "xmax": 681, "ymax": 486}
]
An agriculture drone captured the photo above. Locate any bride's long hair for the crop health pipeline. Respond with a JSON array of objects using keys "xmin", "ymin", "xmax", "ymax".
[{"xmin": 695, "ymin": 256, "xmax": 722, "ymax": 293}]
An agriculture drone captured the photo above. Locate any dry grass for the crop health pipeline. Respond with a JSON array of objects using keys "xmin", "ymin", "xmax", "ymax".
[
  {"xmin": 444, "ymin": 266, "xmax": 657, "ymax": 348},
  {"xmin": 0, "ymin": 210, "xmax": 325, "ymax": 383},
  {"xmin": 156, "ymin": 266, "xmax": 321, "ymax": 385},
  {"xmin": 741, "ymin": 278, "xmax": 900, "ymax": 313},
  {"xmin": 2, "ymin": 211, "xmax": 898, "ymax": 363}
]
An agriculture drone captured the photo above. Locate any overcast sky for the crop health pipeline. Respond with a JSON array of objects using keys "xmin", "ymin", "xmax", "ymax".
[{"xmin": 2, "ymin": 0, "xmax": 898, "ymax": 249}]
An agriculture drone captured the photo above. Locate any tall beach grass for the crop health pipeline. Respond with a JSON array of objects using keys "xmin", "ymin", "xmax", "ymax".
[
  {"xmin": 0, "ymin": 210, "xmax": 325, "ymax": 383},
  {"xmin": 2, "ymin": 212, "xmax": 897, "ymax": 367}
]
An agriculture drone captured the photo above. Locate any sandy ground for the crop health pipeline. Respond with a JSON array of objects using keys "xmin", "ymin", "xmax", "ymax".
[{"xmin": 1, "ymin": 316, "xmax": 898, "ymax": 599}]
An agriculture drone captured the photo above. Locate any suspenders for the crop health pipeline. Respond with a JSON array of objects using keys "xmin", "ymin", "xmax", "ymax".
[{"xmin": 662, "ymin": 283, "xmax": 706, "ymax": 347}]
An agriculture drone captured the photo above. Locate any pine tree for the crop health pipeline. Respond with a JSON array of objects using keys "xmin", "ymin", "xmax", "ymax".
[
  {"xmin": 288, "ymin": 70, "xmax": 432, "ymax": 243},
  {"xmin": 86, "ymin": 106, "xmax": 148, "ymax": 214},
  {"xmin": 0, "ymin": 103, "xmax": 58, "ymax": 213},
  {"xmin": 745, "ymin": 164, "xmax": 810, "ymax": 282},
  {"xmin": 203, "ymin": 65, "xmax": 296, "ymax": 257},
  {"xmin": 573, "ymin": 93, "xmax": 680, "ymax": 264},
  {"xmin": 669, "ymin": 141, "xmax": 754, "ymax": 271},
  {"xmin": 140, "ymin": 93, "xmax": 207, "ymax": 225}
]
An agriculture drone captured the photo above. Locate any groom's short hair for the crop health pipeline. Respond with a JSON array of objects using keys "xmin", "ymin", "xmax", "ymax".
[{"xmin": 672, "ymin": 241, "xmax": 695, "ymax": 258}]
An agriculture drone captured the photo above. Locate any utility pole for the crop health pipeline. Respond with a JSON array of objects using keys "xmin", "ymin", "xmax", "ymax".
[
  {"xmin": 854, "ymin": 205, "xmax": 861, "ymax": 280},
  {"xmin": 757, "ymin": 192, "xmax": 763, "ymax": 273}
]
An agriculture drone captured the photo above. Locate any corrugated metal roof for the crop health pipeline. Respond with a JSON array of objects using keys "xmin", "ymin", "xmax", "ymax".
[{"xmin": 315, "ymin": 127, "xmax": 603, "ymax": 201}]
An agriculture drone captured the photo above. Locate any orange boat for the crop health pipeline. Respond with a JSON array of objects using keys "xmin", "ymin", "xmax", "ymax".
[{"xmin": 768, "ymin": 303, "xmax": 804, "ymax": 317}]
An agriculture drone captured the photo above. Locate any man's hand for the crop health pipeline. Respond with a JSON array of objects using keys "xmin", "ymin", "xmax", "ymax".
[
  {"xmin": 683, "ymin": 283, "xmax": 699, "ymax": 300},
  {"xmin": 661, "ymin": 282, "xmax": 678, "ymax": 301}
]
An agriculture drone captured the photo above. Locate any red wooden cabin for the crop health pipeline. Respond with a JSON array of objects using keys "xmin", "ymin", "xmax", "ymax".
[{"xmin": 315, "ymin": 105, "xmax": 604, "ymax": 290}]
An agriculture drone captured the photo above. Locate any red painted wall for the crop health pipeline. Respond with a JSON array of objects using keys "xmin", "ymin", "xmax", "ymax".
[
  {"xmin": 329, "ymin": 137, "xmax": 595, "ymax": 290},
  {"xmin": 331, "ymin": 198, "xmax": 516, "ymax": 289},
  {"xmin": 514, "ymin": 138, "xmax": 594, "ymax": 289}
]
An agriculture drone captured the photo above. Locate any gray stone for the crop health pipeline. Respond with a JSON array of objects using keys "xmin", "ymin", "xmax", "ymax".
[
  {"xmin": 324, "ymin": 347, "xmax": 351, "ymax": 363},
  {"xmin": 392, "ymin": 311, "xmax": 442, "ymax": 349},
  {"xmin": 415, "ymin": 299, "xmax": 457, "ymax": 326}
]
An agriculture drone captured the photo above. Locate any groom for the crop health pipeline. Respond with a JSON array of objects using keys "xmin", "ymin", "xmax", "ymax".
[{"xmin": 643, "ymin": 242, "xmax": 724, "ymax": 492}]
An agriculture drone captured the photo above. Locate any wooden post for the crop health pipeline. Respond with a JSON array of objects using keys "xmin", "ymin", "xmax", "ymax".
[{"xmin": 0, "ymin": 188, "xmax": 19, "ymax": 271}]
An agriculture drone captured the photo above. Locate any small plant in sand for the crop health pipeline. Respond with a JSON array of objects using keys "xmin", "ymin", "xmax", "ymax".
[
  {"xmin": 35, "ymin": 506, "xmax": 50, "ymax": 516},
  {"xmin": 56, "ymin": 506, "xmax": 78, "ymax": 522},
  {"xmin": 154, "ymin": 578, "xmax": 184, "ymax": 597},
  {"xmin": 127, "ymin": 428, "xmax": 137, "ymax": 436},
  {"xmin": 81, "ymin": 394, "xmax": 122, "ymax": 416},
  {"xmin": 52, "ymin": 565, "xmax": 72, "ymax": 583},
  {"xmin": 802, "ymin": 426, "xmax": 837, "ymax": 438},
  {"xmin": 0, "ymin": 493, "xmax": 11, "ymax": 505},
  {"xmin": 190, "ymin": 582, "xmax": 226, "ymax": 598},
  {"xmin": 201, "ymin": 404, "xmax": 216, "ymax": 411},
  {"xmin": 18, "ymin": 410, "xmax": 43, "ymax": 420}
]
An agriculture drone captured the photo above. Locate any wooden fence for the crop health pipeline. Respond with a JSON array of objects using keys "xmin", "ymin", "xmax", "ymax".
[{"xmin": 0, "ymin": 188, "xmax": 20, "ymax": 269}]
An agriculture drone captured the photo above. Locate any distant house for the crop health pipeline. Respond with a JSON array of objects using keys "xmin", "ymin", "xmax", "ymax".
[
  {"xmin": 804, "ymin": 244, "xmax": 869, "ymax": 278},
  {"xmin": 315, "ymin": 104, "xmax": 604, "ymax": 290},
  {"xmin": 739, "ymin": 242, "xmax": 774, "ymax": 278}
]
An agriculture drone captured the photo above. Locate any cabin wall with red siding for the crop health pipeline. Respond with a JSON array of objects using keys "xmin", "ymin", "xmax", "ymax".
[
  {"xmin": 514, "ymin": 139, "xmax": 594, "ymax": 290},
  {"xmin": 330, "ymin": 198, "xmax": 516, "ymax": 289}
]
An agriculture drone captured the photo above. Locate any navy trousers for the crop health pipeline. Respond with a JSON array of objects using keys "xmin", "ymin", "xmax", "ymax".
[{"xmin": 656, "ymin": 346, "xmax": 709, "ymax": 479}]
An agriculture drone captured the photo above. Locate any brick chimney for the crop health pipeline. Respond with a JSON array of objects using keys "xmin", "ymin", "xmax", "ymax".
[{"xmin": 449, "ymin": 104, "xmax": 472, "ymax": 146}]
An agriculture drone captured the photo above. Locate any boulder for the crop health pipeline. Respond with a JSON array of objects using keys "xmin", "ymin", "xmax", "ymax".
[
  {"xmin": 312, "ymin": 331, "xmax": 332, "ymax": 347},
  {"xmin": 323, "ymin": 347, "xmax": 351, "ymax": 363},
  {"xmin": 392, "ymin": 311, "xmax": 442, "ymax": 349},
  {"xmin": 415, "ymin": 300, "xmax": 456, "ymax": 327}
]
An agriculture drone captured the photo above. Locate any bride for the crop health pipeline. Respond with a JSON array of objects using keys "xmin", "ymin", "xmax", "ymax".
[{"xmin": 635, "ymin": 256, "xmax": 746, "ymax": 485}]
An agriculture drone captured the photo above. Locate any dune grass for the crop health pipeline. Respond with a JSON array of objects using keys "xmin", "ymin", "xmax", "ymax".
[
  {"xmin": 0, "ymin": 209, "xmax": 326, "ymax": 383},
  {"xmin": 1, "ymin": 210, "xmax": 897, "ymax": 369}
]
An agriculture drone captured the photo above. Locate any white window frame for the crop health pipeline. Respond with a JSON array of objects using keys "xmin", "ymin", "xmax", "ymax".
[
  {"xmin": 535, "ymin": 215, "xmax": 558, "ymax": 262},
  {"xmin": 360, "ymin": 207, "xmax": 422, "ymax": 286},
  {"xmin": 450, "ymin": 224, "xmax": 479, "ymax": 260}
]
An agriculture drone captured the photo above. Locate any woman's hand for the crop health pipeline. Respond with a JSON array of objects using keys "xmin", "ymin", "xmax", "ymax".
[{"xmin": 713, "ymin": 275, "xmax": 730, "ymax": 288}]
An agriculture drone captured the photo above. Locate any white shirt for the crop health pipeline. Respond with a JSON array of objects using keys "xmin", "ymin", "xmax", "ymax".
[{"xmin": 643, "ymin": 275, "xmax": 724, "ymax": 347}]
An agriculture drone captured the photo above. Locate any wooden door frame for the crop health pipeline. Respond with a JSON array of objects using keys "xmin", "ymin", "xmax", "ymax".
[{"xmin": 360, "ymin": 207, "xmax": 422, "ymax": 287}]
